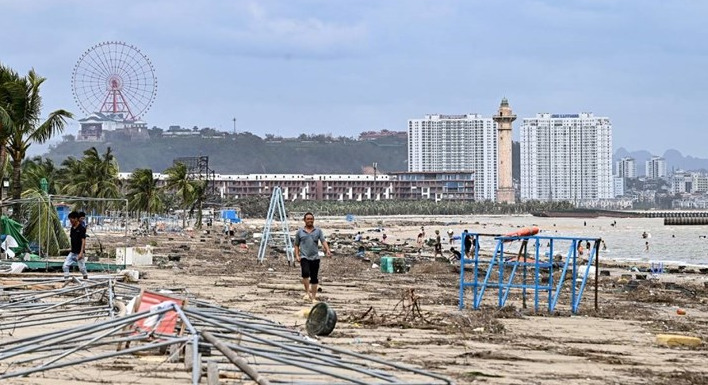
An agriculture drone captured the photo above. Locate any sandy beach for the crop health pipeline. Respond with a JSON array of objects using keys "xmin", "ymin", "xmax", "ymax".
[{"xmin": 1, "ymin": 215, "xmax": 707, "ymax": 384}]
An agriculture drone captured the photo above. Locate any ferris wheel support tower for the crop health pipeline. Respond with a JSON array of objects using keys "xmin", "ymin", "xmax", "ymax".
[{"xmin": 100, "ymin": 75, "xmax": 135, "ymax": 119}]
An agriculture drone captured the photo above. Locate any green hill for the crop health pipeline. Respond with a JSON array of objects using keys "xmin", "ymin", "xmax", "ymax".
[{"xmin": 44, "ymin": 133, "xmax": 409, "ymax": 174}]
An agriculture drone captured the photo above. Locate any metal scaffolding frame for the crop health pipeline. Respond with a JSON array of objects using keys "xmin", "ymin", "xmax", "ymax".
[
  {"xmin": 458, "ymin": 233, "xmax": 600, "ymax": 314},
  {"xmin": 257, "ymin": 187, "xmax": 294, "ymax": 264},
  {"xmin": 173, "ymin": 156, "xmax": 217, "ymax": 196},
  {"xmin": 0, "ymin": 277, "xmax": 453, "ymax": 384}
]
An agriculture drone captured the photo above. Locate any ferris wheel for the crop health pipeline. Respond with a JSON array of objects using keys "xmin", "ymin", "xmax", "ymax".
[{"xmin": 71, "ymin": 41, "xmax": 157, "ymax": 121}]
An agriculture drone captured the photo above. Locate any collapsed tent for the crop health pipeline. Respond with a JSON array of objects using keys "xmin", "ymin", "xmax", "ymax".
[{"xmin": 0, "ymin": 216, "xmax": 29, "ymax": 257}]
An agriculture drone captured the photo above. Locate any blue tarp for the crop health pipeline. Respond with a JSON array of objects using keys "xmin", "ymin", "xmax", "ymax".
[
  {"xmin": 56, "ymin": 205, "xmax": 71, "ymax": 227},
  {"xmin": 221, "ymin": 210, "xmax": 241, "ymax": 223}
]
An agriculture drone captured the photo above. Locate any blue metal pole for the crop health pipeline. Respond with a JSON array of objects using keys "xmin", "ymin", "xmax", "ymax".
[
  {"xmin": 534, "ymin": 237, "xmax": 540, "ymax": 312},
  {"xmin": 551, "ymin": 241, "xmax": 574, "ymax": 312},
  {"xmin": 501, "ymin": 262, "xmax": 519, "ymax": 306},
  {"xmin": 571, "ymin": 241, "xmax": 578, "ymax": 311},
  {"xmin": 546, "ymin": 238, "xmax": 553, "ymax": 312},
  {"xmin": 473, "ymin": 234, "xmax": 480, "ymax": 308},
  {"xmin": 458, "ymin": 232, "xmax": 467, "ymax": 310},
  {"xmin": 574, "ymin": 243, "xmax": 596, "ymax": 313},
  {"xmin": 497, "ymin": 240, "xmax": 504, "ymax": 308},
  {"xmin": 474, "ymin": 240, "xmax": 501, "ymax": 309}
]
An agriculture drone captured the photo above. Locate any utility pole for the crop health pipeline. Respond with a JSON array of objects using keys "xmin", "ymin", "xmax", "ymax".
[{"xmin": 232, "ymin": 118, "xmax": 236, "ymax": 135}]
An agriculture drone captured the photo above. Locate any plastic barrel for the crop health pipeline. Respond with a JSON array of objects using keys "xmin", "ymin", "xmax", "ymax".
[
  {"xmin": 380, "ymin": 256, "xmax": 393, "ymax": 273},
  {"xmin": 306, "ymin": 302, "xmax": 337, "ymax": 336}
]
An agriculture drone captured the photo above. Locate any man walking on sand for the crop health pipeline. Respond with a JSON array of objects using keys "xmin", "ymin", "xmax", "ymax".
[
  {"xmin": 63, "ymin": 211, "xmax": 88, "ymax": 280},
  {"xmin": 294, "ymin": 212, "xmax": 332, "ymax": 302}
]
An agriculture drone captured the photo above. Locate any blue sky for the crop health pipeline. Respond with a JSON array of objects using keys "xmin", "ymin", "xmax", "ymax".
[{"xmin": 2, "ymin": 0, "xmax": 707, "ymax": 157}]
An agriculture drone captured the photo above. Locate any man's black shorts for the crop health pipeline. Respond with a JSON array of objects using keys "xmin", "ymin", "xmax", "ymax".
[{"xmin": 300, "ymin": 258, "xmax": 321, "ymax": 284}]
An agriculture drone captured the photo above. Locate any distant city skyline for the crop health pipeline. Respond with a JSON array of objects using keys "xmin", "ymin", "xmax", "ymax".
[{"xmin": 3, "ymin": 0, "xmax": 707, "ymax": 157}]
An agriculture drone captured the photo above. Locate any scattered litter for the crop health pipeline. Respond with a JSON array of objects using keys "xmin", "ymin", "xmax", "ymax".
[
  {"xmin": 120, "ymin": 269, "xmax": 140, "ymax": 283},
  {"xmin": 0, "ymin": 262, "xmax": 27, "ymax": 274},
  {"xmin": 656, "ymin": 334, "xmax": 702, "ymax": 348},
  {"xmin": 306, "ymin": 302, "xmax": 337, "ymax": 336}
]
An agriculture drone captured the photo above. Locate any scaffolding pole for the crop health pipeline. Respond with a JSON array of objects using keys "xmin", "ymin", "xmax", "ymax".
[{"xmin": 257, "ymin": 187, "xmax": 294, "ymax": 264}]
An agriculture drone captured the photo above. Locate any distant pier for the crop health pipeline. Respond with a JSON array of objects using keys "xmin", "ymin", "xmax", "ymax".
[
  {"xmin": 533, "ymin": 210, "xmax": 708, "ymax": 225},
  {"xmin": 639, "ymin": 211, "xmax": 708, "ymax": 225},
  {"xmin": 623, "ymin": 210, "xmax": 708, "ymax": 225}
]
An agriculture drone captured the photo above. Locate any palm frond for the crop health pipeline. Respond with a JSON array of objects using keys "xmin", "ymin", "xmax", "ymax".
[{"xmin": 21, "ymin": 189, "xmax": 70, "ymax": 257}]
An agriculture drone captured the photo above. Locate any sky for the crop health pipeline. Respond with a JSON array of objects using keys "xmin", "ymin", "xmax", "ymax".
[{"xmin": 2, "ymin": 0, "xmax": 707, "ymax": 157}]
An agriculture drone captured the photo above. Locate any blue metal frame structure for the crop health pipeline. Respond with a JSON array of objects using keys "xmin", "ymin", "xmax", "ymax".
[
  {"xmin": 458, "ymin": 232, "xmax": 600, "ymax": 314},
  {"xmin": 257, "ymin": 187, "xmax": 294, "ymax": 264}
]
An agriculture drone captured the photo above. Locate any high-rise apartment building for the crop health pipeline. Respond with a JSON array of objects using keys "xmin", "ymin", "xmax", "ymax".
[
  {"xmin": 616, "ymin": 157, "xmax": 637, "ymax": 178},
  {"xmin": 407, "ymin": 113, "xmax": 497, "ymax": 201},
  {"xmin": 672, "ymin": 171, "xmax": 692, "ymax": 193},
  {"xmin": 645, "ymin": 156, "xmax": 667, "ymax": 179},
  {"xmin": 691, "ymin": 173, "xmax": 708, "ymax": 193},
  {"xmin": 520, "ymin": 113, "xmax": 613, "ymax": 202},
  {"xmin": 613, "ymin": 176, "xmax": 625, "ymax": 197}
]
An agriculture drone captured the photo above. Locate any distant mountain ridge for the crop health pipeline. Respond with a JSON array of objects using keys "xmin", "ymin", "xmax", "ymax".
[{"xmin": 613, "ymin": 148, "xmax": 708, "ymax": 175}]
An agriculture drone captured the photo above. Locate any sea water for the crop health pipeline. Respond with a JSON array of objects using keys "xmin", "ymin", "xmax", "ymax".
[{"xmin": 468, "ymin": 215, "xmax": 708, "ymax": 267}]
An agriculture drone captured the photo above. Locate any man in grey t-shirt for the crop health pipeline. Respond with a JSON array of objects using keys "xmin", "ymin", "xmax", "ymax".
[{"xmin": 294, "ymin": 212, "xmax": 332, "ymax": 302}]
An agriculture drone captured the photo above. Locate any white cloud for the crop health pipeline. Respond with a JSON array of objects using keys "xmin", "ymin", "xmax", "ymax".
[
  {"xmin": 245, "ymin": 5, "xmax": 368, "ymax": 52},
  {"xmin": 4, "ymin": 0, "xmax": 708, "ymax": 156}
]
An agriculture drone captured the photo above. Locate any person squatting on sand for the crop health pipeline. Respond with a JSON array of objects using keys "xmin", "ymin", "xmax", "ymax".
[
  {"xmin": 448, "ymin": 247, "xmax": 462, "ymax": 262},
  {"xmin": 294, "ymin": 212, "xmax": 332, "ymax": 302},
  {"xmin": 62, "ymin": 211, "xmax": 88, "ymax": 280}
]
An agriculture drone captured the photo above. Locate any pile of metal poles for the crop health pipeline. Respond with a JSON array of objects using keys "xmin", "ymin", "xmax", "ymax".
[{"xmin": 0, "ymin": 276, "xmax": 454, "ymax": 384}]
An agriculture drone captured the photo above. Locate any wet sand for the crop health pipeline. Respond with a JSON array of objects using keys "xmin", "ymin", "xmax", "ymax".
[{"xmin": 2, "ymin": 215, "xmax": 708, "ymax": 384}]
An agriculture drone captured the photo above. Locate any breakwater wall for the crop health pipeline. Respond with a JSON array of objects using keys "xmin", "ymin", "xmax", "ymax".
[
  {"xmin": 633, "ymin": 211, "xmax": 708, "ymax": 225},
  {"xmin": 663, "ymin": 216, "xmax": 708, "ymax": 225},
  {"xmin": 642, "ymin": 211, "xmax": 708, "ymax": 219}
]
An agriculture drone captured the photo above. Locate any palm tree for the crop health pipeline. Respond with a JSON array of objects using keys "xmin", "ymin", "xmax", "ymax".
[
  {"xmin": 2, "ymin": 69, "xmax": 72, "ymax": 218},
  {"xmin": 126, "ymin": 168, "xmax": 163, "ymax": 218},
  {"xmin": 62, "ymin": 147, "xmax": 121, "ymax": 213},
  {"xmin": 188, "ymin": 179, "xmax": 208, "ymax": 229},
  {"xmin": 22, "ymin": 156, "xmax": 59, "ymax": 194},
  {"xmin": 0, "ymin": 64, "xmax": 21, "ymax": 212},
  {"xmin": 57, "ymin": 156, "xmax": 83, "ymax": 194},
  {"xmin": 21, "ymin": 189, "xmax": 70, "ymax": 257},
  {"xmin": 164, "ymin": 162, "xmax": 195, "ymax": 228}
]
